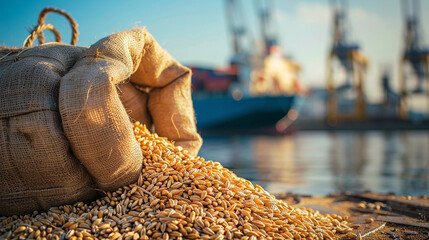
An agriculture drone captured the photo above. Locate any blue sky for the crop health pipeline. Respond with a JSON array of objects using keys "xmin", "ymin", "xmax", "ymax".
[{"xmin": 1, "ymin": 0, "xmax": 429, "ymax": 102}]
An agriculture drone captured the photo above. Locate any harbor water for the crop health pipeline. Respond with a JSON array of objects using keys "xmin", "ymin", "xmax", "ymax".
[{"xmin": 198, "ymin": 130, "xmax": 429, "ymax": 196}]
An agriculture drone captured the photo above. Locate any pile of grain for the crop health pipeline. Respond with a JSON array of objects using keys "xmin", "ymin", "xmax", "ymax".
[{"xmin": 0, "ymin": 122, "xmax": 353, "ymax": 240}]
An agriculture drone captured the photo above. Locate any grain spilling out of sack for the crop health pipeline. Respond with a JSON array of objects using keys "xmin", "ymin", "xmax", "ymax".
[{"xmin": 0, "ymin": 121, "xmax": 354, "ymax": 240}]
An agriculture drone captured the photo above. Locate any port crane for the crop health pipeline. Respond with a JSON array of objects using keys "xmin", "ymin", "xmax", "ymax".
[
  {"xmin": 224, "ymin": 0, "xmax": 302, "ymax": 97},
  {"xmin": 224, "ymin": 0, "xmax": 277, "ymax": 60},
  {"xmin": 399, "ymin": 0, "xmax": 429, "ymax": 120},
  {"xmin": 326, "ymin": 0, "xmax": 368, "ymax": 123}
]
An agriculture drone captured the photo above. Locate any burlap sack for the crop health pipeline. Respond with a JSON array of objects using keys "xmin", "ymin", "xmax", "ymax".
[
  {"xmin": 0, "ymin": 28, "xmax": 202, "ymax": 215},
  {"xmin": 60, "ymin": 28, "xmax": 202, "ymax": 191},
  {"xmin": 0, "ymin": 44, "xmax": 96, "ymax": 216}
]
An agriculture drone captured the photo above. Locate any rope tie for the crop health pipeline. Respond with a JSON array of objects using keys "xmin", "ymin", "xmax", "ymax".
[
  {"xmin": 23, "ymin": 23, "xmax": 62, "ymax": 48},
  {"xmin": 23, "ymin": 7, "xmax": 78, "ymax": 47}
]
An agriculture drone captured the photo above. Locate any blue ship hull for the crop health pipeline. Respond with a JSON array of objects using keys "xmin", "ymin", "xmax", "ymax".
[{"xmin": 192, "ymin": 95, "xmax": 295, "ymax": 132}]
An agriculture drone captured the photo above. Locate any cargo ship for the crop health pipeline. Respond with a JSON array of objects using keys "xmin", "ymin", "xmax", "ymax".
[
  {"xmin": 189, "ymin": 58, "xmax": 300, "ymax": 133},
  {"xmin": 189, "ymin": 0, "xmax": 305, "ymax": 133},
  {"xmin": 192, "ymin": 90, "xmax": 295, "ymax": 132}
]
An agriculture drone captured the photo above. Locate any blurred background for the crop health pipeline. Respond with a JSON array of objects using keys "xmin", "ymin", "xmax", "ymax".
[{"xmin": 1, "ymin": 0, "xmax": 428, "ymax": 196}]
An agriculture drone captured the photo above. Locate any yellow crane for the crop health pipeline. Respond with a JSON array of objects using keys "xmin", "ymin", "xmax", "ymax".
[{"xmin": 326, "ymin": 0, "xmax": 368, "ymax": 124}]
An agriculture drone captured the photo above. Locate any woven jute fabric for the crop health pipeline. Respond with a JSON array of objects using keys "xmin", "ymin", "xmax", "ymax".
[
  {"xmin": 60, "ymin": 28, "xmax": 202, "ymax": 191},
  {"xmin": 0, "ymin": 43, "xmax": 96, "ymax": 216}
]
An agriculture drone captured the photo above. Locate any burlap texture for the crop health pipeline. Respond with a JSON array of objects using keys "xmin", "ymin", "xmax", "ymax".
[
  {"xmin": 131, "ymin": 29, "xmax": 202, "ymax": 156},
  {"xmin": 60, "ymin": 28, "xmax": 202, "ymax": 191},
  {"xmin": 117, "ymin": 82, "xmax": 152, "ymax": 127},
  {"xmin": 0, "ymin": 44, "xmax": 96, "ymax": 216}
]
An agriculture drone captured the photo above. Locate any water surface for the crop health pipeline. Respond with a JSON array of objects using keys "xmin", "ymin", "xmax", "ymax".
[{"xmin": 198, "ymin": 131, "xmax": 429, "ymax": 196}]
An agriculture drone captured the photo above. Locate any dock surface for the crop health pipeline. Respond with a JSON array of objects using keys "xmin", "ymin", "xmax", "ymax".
[{"xmin": 278, "ymin": 192, "xmax": 429, "ymax": 239}]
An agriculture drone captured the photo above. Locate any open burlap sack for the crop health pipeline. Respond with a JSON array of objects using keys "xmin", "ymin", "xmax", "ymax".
[
  {"xmin": 60, "ymin": 28, "xmax": 202, "ymax": 191},
  {"xmin": 0, "ymin": 44, "xmax": 96, "ymax": 216},
  {"xmin": 0, "ymin": 28, "xmax": 202, "ymax": 215}
]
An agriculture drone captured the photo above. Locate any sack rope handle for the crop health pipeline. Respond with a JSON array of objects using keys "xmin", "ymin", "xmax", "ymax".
[
  {"xmin": 23, "ymin": 23, "xmax": 62, "ymax": 47},
  {"xmin": 23, "ymin": 7, "xmax": 78, "ymax": 47}
]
